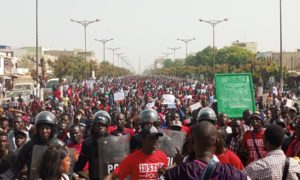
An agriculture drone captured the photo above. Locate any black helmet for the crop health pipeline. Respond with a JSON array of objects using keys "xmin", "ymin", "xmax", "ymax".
[
  {"xmin": 35, "ymin": 111, "xmax": 57, "ymax": 126},
  {"xmin": 140, "ymin": 109, "xmax": 158, "ymax": 123},
  {"xmin": 197, "ymin": 107, "xmax": 217, "ymax": 124},
  {"xmin": 93, "ymin": 110, "xmax": 111, "ymax": 126}
]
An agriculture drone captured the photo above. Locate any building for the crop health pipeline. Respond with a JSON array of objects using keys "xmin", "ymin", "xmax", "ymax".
[
  {"xmin": 232, "ymin": 41, "xmax": 257, "ymax": 54},
  {"xmin": 44, "ymin": 49, "xmax": 96, "ymax": 62},
  {"xmin": 0, "ymin": 46, "xmax": 20, "ymax": 75},
  {"xmin": 272, "ymin": 49, "xmax": 300, "ymax": 71}
]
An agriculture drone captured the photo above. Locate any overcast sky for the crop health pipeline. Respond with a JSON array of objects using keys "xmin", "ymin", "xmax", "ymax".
[{"xmin": 1, "ymin": 0, "xmax": 299, "ymax": 73}]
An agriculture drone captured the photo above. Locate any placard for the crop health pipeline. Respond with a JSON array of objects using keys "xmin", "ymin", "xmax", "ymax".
[
  {"xmin": 215, "ymin": 73, "xmax": 255, "ymax": 118},
  {"xmin": 189, "ymin": 102, "xmax": 201, "ymax": 112},
  {"xmin": 114, "ymin": 92, "xmax": 125, "ymax": 101},
  {"xmin": 162, "ymin": 94, "xmax": 175, "ymax": 104}
]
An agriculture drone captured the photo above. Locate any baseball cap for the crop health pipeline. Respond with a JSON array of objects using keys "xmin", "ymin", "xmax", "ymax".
[
  {"xmin": 140, "ymin": 126, "xmax": 163, "ymax": 138},
  {"xmin": 252, "ymin": 113, "xmax": 264, "ymax": 124}
]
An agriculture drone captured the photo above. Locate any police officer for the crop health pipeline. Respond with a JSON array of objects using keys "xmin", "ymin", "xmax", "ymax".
[
  {"xmin": 2, "ymin": 111, "xmax": 64, "ymax": 178},
  {"xmin": 130, "ymin": 109, "xmax": 159, "ymax": 152},
  {"xmin": 196, "ymin": 107, "xmax": 217, "ymax": 124},
  {"xmin": 74, "ymin": 110, "xmax": 111, "ymax": 180}
]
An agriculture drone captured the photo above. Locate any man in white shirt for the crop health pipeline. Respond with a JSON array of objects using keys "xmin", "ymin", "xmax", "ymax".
[{"xmin": 245, "ymin": 124, "xmax": 300, "ymax": 179}]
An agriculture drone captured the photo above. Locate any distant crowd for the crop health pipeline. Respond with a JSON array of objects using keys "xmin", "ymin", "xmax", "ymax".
[{"xmin": 0, "ymin": 75, "xmax": 299, "ymax": 180}]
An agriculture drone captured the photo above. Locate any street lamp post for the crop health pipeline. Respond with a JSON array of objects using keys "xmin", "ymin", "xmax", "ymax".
[
  {"xmin": 70, "ymin": 18, "xmax": 100, "ymax": 62},
  {"xmin": 121, "ymin": 56, "xmax": 127, "ymax": 68},
  {"xmin": 36, "ymin": 0, "xmax": 39, "ymax": 98},
  {"xmin": 199, "ymin": 18, "xmax": 228, "ymax": 75},
  {"xmin": 107, "ymin": 47, "xmax": 120, "ymax": 66},
  {"xmin": 279, "ymin": 0, "xmax": 283, "ymax": 92},
  {"xmin": 115, "ymin": 53, "xmax": 123, "ymax": 67},
  {"xmin": 162, "ymin": 52, "xmax": 172, "ymax": 59},
  {"xmin": 168, "ymin": 47, "xmax": 181, "ymax": 61},
  {"xmin": 177, "ymin": 38, "xmax": 196, "ymax": 64},
  {"xmin": 95, "ymin": 38, "xmax": 113, "ymax": 62}
]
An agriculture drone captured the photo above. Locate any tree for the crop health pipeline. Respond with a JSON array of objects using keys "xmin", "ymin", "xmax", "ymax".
[
  {"xmin": 216, "ymin": 46, "xmax": 254, "ymax": 68},
  {"xmin": 163, "ymin": 59, "xmax": 174, "ymax": 68},
  {"xmin": 18, "ymin": 55, "xmax": 35, "ymax": 69}
]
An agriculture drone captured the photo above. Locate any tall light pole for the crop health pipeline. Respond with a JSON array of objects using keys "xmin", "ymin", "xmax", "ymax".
[
  {"xmin": 162, "ymin": 52, "xmax": 172, "ymax": 59},
  {"xmin": 279, "ymin": 0, "xmax": 283, "ymax": 92},
  {"xmin": 36, "ymin": 0, "xmax": 39, "ymax": 98},
  {"xmin": 121, "ymin": 56, "xmax": 127, "ymax": 68},
  {"xmin": 95, "ymin": 38, "xmax": 113, "ymax": 62},
  {"xmin": 199, "ymin": 18, "xmax": 228, "ymax": 75},
  {"xmin": 168, "ymin": 47, "xmax": 181, "ymax": 61},
  {"xmin": 70, "ymin": 18, "xmax": 100, "ymax": 61},
  {"xmin": 177, "ymin": 38, "xmax": 196, "ymax": 64},
  {"xmin": 107, "ymin": 47, "xmax": 120, "ymax": 66},
  {"xmin": 115, "ymin": 52, "xmax": 123, "ymax": 67}
]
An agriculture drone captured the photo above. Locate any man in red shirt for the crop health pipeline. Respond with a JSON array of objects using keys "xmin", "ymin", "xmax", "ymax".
[
  {"xmin": 67, "ymin": 125, "xmax": 89, "ymax": 172},
  {"xmin": 286, "ymin": 119, "xmax": 300, "ymax": 158},
  {"xmin": 111, "ymin": 113, "xmax": 135, "ymax": 137},
  {"xmin": 242, "ymin": 113, "xmax": 267, "ymax": 165},
  {"xmin": 216, "ymin": 128, "xmax": 244, "ymax": 170},
  {"xmin": 105, "ymin": 126, "xmax": 168, "ymax": 180}
]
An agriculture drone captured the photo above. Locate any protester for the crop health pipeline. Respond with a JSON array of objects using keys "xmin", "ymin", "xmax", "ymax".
[
  {"xmin": 245, "ymin": 124, "xmax": 300, "ymax": 179},
  {"xmin": 226, "ymin": 119, "xmax": 243, "ymax": 154},
  {"xmin": 0, "ymin": 75, "xmax": 299, "ymax": 179},
  {"xmin": 38, "ymin": 145, "xmax": 71, "ymax": 180},
  {"xmin": 242, "ymin": 110, "xmax": 252, "ymax": 132},
  {"xmin": 217, "ymin": 112, "xmax": 232, "ymax": 134},
  {"xmin": 286, "ymin": 118, "xmax": 300, "ymax": 158},
  {"xmin": 0, "ymin": 116, "xmax": 9, "ymax": 134},
  {"xmin": 162, "ymin": 121, "xmax": 247, "ymax": 179},
  {"xmin": 0, "ymin": 131, "xmax": 14, "ymax": 174},
  {"xmin": 242, "ymin": 113, "xmax": 267, "ymax": 165},
  {"xmin": 215, "ymin": 128, "xmax": 244, "ymax": 170},
  {"xmin": 104, "ymin": 126, "xmax": 168, "ymax": 180}
]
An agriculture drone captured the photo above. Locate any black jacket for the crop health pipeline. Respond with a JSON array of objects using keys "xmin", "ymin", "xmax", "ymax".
[
  {"xmin": 14, "ymin": 135, "xmax": 64, "ymax": 176},
  {"xmin": 74, "ymin": 136, "xmax": 103, "ymax": 179}
]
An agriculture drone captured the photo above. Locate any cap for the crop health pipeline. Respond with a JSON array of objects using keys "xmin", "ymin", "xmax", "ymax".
[
  {"xmin": 183, "ymin": 119, "xmax": 191, "ymax": 126},
  {"xmin": 22, "ymin": 116, "xmax": 29, "ymax": 122},
  {"xmin": 171, "ymin": 120, "xmax": 182, "ymax": 128},
  {"xmin": 14, "ymin": 130, "xmax": 27, "ymax": 138},
  {"xmin": 252, "ymin": 113, "xmax": 264, "ymax": 124},
  {"xmin": 289, "ymin": 107, "xmax": 297, "ymax": 112},
  {"xmin": 140, "ymin": 126, "xmax": 163, "ymax": 138}
]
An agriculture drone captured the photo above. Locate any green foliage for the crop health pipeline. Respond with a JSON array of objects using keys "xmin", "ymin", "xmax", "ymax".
[
  {"xmin": 148, "ymin": 46, "xmax": 288, "ymax": 84},
  {"xmin": 46, "ymin": 56, "xmax": 132, "ymax": 82},
  {"xmin": 163, "ymin": 59, "xmax": 174, "ymax": 68}
]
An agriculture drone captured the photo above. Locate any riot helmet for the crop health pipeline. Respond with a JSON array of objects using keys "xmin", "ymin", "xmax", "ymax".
[
  {"xmin": 140, "ymin": 109, "xmax": 159, "ymax": 123},
  {"xmin": 35, "ymin": 111, "xmax": 58, "ymax": 140},
  {"xmin": 197, "ymin": 107, "xmax": 217, "ymax": 124},
  {"xmin": 93, "ymin": 110, "xmax": 111, "ymax": 126},
  {"xmin": 35, "ymin": 111, "xmax": 57, "ymax": 126}
]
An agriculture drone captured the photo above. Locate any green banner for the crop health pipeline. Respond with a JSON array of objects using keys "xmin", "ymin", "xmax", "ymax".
[{"xmin": 215, "ymin": 73, "xmax": 255, "ymax": 118}]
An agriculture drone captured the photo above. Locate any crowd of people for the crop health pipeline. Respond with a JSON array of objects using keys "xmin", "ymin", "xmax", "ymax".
[{"xmin": 0, "ymin": 75, "xmax": 300, "ymax": 180}]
